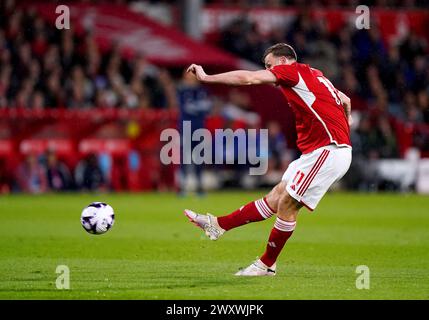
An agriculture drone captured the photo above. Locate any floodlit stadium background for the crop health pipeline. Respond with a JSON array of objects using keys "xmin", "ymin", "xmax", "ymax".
[
  {"xmin": 1, "ymin": 0, "xmax": 429, "ymax": 301},
  {"xmin": 0, "ymin": 0, "xmax": 428, "ymax": 194}
]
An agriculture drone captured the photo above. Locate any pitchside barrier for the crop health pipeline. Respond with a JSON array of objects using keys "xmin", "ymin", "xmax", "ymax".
[
  {"xmin": 0, "ymin": 108, "xmax": 177, "ymax": 192},
  {"xmin": 374, "ymin": 155, "xmax": 429, "ymax": 194},
  {"xmin": 1, "ymin": 108, "xmax": 429, "ymax": 192}
]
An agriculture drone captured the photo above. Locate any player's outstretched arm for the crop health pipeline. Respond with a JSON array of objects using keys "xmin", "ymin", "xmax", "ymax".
[
  {"xmin": 186, "ymin": 64, "xmax": 277, "ymax": 86},
  {"xmin": 338, "ymin": 91, "xmax": 353, "ymax": 126}
]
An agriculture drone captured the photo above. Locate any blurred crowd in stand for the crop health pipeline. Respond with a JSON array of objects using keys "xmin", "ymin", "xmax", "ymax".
[
  {"xmin": 0, "ymin": 1, "xmax": 177, "ymax": 110},
  {"xmin": 59, "ymin": 0, "xmax": 429, "ymax": 7},
  {"xmin": 1, "ymin": 0, "xmax": 428, "ymax": 193},
  {"xmin": 1, "ymin": 150, "xmax": 108, "ymax": 194},
  {"xmin": 0, "ymin": 1, "xmax": 291, "ymax": 193},
  {"xmin": 206, "ymin": 0, "xmax": 429, "ymax": 7}
]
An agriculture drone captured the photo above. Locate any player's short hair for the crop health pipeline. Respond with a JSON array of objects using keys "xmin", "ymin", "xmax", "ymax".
[{"xmin": 262, "ymin": 43, "xmax": 297, "ymax": 62}]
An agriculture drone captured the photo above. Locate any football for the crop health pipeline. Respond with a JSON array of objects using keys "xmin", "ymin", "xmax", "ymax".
[{"xmin": 80, "ymin": 202, "xmax": 115, "ymax": 235}]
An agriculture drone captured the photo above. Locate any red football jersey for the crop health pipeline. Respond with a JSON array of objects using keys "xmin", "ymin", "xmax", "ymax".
[{"xmin": 269, "ymin": 62, "xmax": 351, "ymax": 154}]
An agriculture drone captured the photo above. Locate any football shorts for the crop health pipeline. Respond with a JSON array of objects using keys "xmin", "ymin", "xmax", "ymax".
[{"xmin": 282, "ymin": 144, "xmax": 352, "ymax": 211}]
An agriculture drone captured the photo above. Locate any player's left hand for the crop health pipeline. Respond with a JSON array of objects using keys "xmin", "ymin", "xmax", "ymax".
[{"xmin": 186, "ymin": 64, "xmax": 207, "ymax": 81}]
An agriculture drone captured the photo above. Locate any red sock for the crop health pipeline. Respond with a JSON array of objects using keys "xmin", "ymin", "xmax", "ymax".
[
  {"xmin": 217, "ymin": 197, "xmax": 275, "ymax": 231},
  {"xmin": 260, "ymin": 217, "xmax": 296, "ymax": 267}
]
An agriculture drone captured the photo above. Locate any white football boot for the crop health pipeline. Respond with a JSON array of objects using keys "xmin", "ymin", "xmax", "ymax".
[
  {"xmin": 235, "ymin": 259, "xmax": 276, "ymax": 276},
  {"xmin": 184, "ymin": 209, "xmax": 225, "ymax": 241}
]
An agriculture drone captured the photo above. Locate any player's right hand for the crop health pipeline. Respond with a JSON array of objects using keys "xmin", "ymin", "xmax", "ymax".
[
  {"xmin": 186, "ymin": 64, "xmax": 195, "ymax": 74},
  {"xmin": 186, "ymin": 64, "xmax": 207, "ymax": 82}
]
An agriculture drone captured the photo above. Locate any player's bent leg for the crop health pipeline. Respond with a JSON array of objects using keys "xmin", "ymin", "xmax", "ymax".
[
  {"xmin": 236, "ymin": 190, "xmax": 301, "ymax": 276},
  {"xmin": 216, "ymin": 195, "xmax": 277, "ymax": 231},
  {"xmin": 183, "ymin": 209, "xmax": 225, "ymax": 241},
  {"xmin": 276, "ymin": 191, "xmax": 302, "ymax": 222},
  {"xmin": 259, "ymin": 191, "xmax": 301, "ymax": 267},
  {"xmin": 264, "ymin": 181, "xmax": 287, "ymax": 212},
  {"xmin": 184, "ymin": 183, "xmax": 281, "ymax": 241}
]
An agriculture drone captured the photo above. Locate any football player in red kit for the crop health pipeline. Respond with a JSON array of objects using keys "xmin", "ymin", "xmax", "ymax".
[{"xmin": 184, "ymin": 43, "xmax": 352, "ymax": 276}]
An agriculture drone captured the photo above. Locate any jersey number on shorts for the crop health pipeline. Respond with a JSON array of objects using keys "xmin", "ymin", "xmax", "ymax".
[{"xmin": 290, "ymin": 170, "xmax": 305, "ymax": 191}]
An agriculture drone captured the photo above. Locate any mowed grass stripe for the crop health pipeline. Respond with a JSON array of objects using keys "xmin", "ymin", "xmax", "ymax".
[{"xmin": 0, "ymin": 192, "xmax": 428, "ymax": 299}]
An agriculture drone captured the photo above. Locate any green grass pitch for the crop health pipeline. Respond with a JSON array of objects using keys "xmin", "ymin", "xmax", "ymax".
[{"xmin": 0, "ymin": 191, "xmax": 428, "ymax": 299}]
